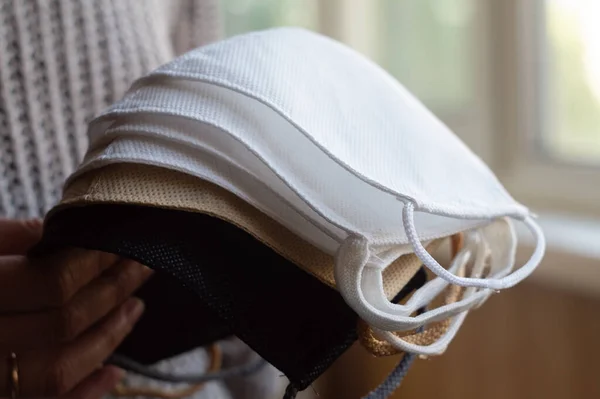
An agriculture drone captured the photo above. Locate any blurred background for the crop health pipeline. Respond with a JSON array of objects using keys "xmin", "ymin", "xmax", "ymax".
[{"xmin": 220, "ymin": 0, "xmax": 600, "ymax": 398}]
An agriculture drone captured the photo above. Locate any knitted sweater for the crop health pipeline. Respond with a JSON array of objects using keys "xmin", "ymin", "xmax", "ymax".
[
  {"xmin": 0, "ymin": 0, "xmax": 220, "ymax": 218},
  {"xmin": 0, "ymin": 1, "xmax": 278, "ymax": 397}
]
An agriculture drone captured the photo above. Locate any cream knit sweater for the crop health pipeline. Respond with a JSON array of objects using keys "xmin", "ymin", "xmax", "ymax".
[
  {"xmin": 0, "ymin": 1, "xmax": 277, "ymax": 397},
  {"xmin": 0, "ymin": 0, "xmax": 220, "ymax": 218}
]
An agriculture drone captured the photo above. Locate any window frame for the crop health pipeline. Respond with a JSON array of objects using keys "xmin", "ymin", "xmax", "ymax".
[{"xmin": 493, "ymin": 0, "xmax": 600, "ymax": 217}]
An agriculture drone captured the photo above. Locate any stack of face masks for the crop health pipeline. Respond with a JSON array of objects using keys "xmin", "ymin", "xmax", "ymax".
[{"xmin": 36, "ymin": 27, "xmax": 545, "ymax": 397}]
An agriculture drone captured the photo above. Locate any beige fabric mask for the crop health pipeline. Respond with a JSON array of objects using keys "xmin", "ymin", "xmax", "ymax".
[
  {"xmin": 58, "ymin": 163, "xmax": 441, "ymax": 299},
  {"xmin": 57, "ymin": 163, "xmax": 467, "ymax": 354}
]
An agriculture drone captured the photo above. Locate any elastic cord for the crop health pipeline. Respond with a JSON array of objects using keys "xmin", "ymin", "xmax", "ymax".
[
  {"xmin": 361, "ymin": 351, "xmax": 417, "ymax": 399},
  {"xmin": 387, "ymin": 245, "xmax": 473, "ymax": 312},
  {"xmin": 361, "ymin": 310, "xmax": 426, "ymax": 399},
  {"xmin": 377, "ymin": 310, "xmax": 468, "ymax": 356},
  {"xmin": 336, "ymin": 215, "xmax": 521, "ymax": 355},
  {"xmin": 335, "ymin": 236, "xmax": 461, "ymax": 331},
  {"xmin": 106, "ymin": 353, "xmax": 267, "ymax": 383},
  {"xmin": 110, "ymin": 344, "xmax": 223, "ymax": 398},
  {"xmin": 403, "ymin": 201, "xmax": 544, "ymax": 290},
  {"xmin": 365, "ymin": 244, "xmax": 470, "ymax": 317},
  {"xmin": 376, "ymin": 235, "xmax": 490, "ymax": 355},
  {"xmin": 336, "ymin": 233, "xmax": 491, "ymax": 332}
]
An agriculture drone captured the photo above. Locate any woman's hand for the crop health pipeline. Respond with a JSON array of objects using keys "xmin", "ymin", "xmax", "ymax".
[{"xmin": 0, "ymin": 219, "xmax": 152, "ymax": 398}]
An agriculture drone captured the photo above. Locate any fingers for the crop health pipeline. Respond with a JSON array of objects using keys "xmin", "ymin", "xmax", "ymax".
[
  {"xmin": 62, "ymin": 366, "xmax": 125, "ymax": 399},
  {"xmin": 0, "ymin": 218, "xmax": 43, "ymax": 255},
  {"xmin": 54, "ymin": 261, "xmax": 152, "ymax": 343},
  {"xmin": 0, "ymin": 222, "xmax": 149, "ymax": 398},
  {"xmin": 0, "ymin": 260, "xmax": 152, "ymax": 352},
  {"xmin": 7, "ymin": 297, "xmax": 145, "ymax": 398},
  {"xmin": 0, "ymin": 249, "xmax": 119, "ymax": 312}
]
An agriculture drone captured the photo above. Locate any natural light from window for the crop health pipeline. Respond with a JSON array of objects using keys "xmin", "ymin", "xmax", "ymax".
[
  {"xmin": 545, "ymin": 0, "xmax": 600, "ymax": 164},
  {"xmin": 222, "ymin": 0, "xmax": 476, "ymax": 112},
  {"xmin": 222, "ymin": 0, "xmax": 318, "ymax": 36},
  {"xmin": 375, "ymin": 0, "xmax": 475, "ymax": 111}
]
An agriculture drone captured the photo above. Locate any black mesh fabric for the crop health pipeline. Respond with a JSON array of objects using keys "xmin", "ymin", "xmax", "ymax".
[
  {"xmin": 117, "ymin": 271, "xmax": 232, "ymax": 364},
  {"xmin": 34, "ymin": 204, "xmax": 425, "ymax": 390}
]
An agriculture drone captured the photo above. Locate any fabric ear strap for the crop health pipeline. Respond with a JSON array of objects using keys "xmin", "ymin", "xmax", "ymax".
[
  {"xmin": 335, "ymin": 234, "xmax": 487, "ymax": 332},
  {"xmin": 375, "ymin": 234, "xmax": 488, "ymax": 356},
  {"xmin": 403, "ymin": 201, "xmax": 545, "ymax": 290},
  {"xmin": 106, "ymin": 350, "xmax": 266, "ymax": 384},
  {"xmin": 358, "ymin": 234, "xmax": 465, "ymax": 357},
  {"xmin": 361, "ymin": 344, "xmax": 419, "ymax": 399},
  {"xmin": 110, "ymin": 344, "xmax": 222, "ymax": 398},
  {"xmin": 360, "ymin": 308, "xmax": 426, "ymax": 399},
  {"xmin": 358, "ymin": 283, "xmax": 464, "ymax": 357}
]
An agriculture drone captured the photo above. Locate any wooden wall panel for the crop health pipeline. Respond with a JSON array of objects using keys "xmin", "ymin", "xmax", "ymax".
[{"xmin": 315, "ymin": 282, "xmax": 600, "ymax": 399}]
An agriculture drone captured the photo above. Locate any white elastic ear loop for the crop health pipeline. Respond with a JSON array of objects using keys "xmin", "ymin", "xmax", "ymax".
[
  {"xmin": 364, "ymin": 242, "xmax": 471, "ymax": 315},
  {"xmin": 365, "ymin": 231, "xmax": 490, "ymax": 318},
  {"xmin": 376, "ymin": 309, "xmax": 468, "ymax": 356},
  {"xmin": 376, "ymin": 232, "xmax": 491, "ymax": 356},
  {"xmin": 397, "ymin": 252, "xmax": 468, "ymax": 310},
  {"xmin": 377, "ymin": 282, "xmax": 484, "ymax": 356},
  {"xmin": 336, "ymin": 236, "xmax": 468, "ymax": 331},
  {"xmin": 388, "ymin": 231, "xmax": 481, "ymax": 310},
  {"xmin": 337, "ymin": 217, "xmax": 519, "ymax": 331},
  {"xmin": 375, "ymin": 218, "xmax": 518, "ymax": 333},
  {"xmin": 387, "ymin": 218, "xmax": 518, "ymax": 324},
  {"xmin": 403, "ymin": 201, "xmax": 545, "ymax": 290},
  {"xmin": 336, "ymin": 235, "xmax": 491, "ymax": 331}
]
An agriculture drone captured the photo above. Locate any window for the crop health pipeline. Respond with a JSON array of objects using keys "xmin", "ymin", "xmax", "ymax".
[
  {"xmin": 221, "ymin": 0, "xmax": 600, "ymax": 216},
  {"xmin": 222, "ymin": 0, "xmax": 319, "ymax": 35},
  {"xmin": 221, "ymin": 0, "xmax": 480, "ymax": 114},
  {"xmin": 496, "ymin": 0, "xmax": 600, "ymax": 216},
  {"xmin": 375, "ymin": 0, "xmax": 476, "ymax": 110},
  {"xmin": 543, "ymin": 0, "xmax": 600, "ymax": 164}
]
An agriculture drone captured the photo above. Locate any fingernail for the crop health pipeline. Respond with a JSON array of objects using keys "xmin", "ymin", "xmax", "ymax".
[
  {"xmin": 141, "ymin": 264, "xmax": 154, "ymax": 277},
  {"xmin": 142, "ymin": 265, "xmax": 154, "ymax": 273},
  {"xmin": 124, "ymin": 298, "xmax": 145, "ymax": 321}
]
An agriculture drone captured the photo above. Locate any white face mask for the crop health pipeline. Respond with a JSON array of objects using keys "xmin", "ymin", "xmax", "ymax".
[{"xmin": 71, "ymin": 27, "xmax": 545, "ymax": 351}]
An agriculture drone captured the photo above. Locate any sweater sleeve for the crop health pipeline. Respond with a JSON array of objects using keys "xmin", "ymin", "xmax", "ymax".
[{"xmin": 170, "ymin": 0, "xmax": 223, "ymax": 55}]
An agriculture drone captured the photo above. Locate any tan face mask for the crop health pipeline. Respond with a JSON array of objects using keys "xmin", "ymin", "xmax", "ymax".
[
  {"xmin": 59, "ymin": 163, "xmax": 438, "ymax": 299},
  {"xmin": 58, "ymin": 163, "xmax": 464, "ymax": 356}
]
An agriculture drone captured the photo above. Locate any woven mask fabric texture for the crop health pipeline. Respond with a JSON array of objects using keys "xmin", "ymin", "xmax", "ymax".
[
  {"xmin": 35, "ymin": 204, "xmax": 427, "ymax": 391},
  {"xmin": 358, "ymin": 234, "xmax": 466, "ymax": 357},
  {"xmin": 70, "ymin": 27, "xmax": 546, "ymax": 341},
  {"xmin": 358, "ymin": 271, "xmax": 465, "ymax": 357},
  {"xmin": 369, "ymin": 217, "xmax": 517, "ymax": 355},
  {"xmin": 58, "ymin": 163, "xmax": 433, "ymax": 298},
  {"xmin": 57, "ymin": 162, "xmax": 481, "ymax": 356}
]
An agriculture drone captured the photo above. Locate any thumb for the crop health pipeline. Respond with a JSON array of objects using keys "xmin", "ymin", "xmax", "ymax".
[{"xmin": 0, "ymin": 218, "xmax": 43, "ymax": 255}]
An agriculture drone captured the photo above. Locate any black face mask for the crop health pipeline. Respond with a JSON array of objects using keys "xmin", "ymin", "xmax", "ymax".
[{"xmin": 33, "ymin": 203, "xmax": 426, "ymax": 391}]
